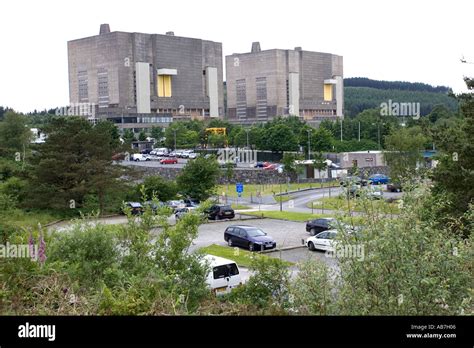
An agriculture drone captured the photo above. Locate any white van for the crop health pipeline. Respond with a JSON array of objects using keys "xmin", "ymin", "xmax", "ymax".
[
  {"xmin": 202, "ymin": 254, "xmax": 242, "ymax": 295},
  {"xmin": 151, "ymin": 147, "xmax": 168, "ymax": 156}
]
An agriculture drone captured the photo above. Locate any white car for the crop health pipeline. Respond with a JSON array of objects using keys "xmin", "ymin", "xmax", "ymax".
[
  {"xmin": 188, "ymin": 152, "xmax": 198, "ymax": 159},
  {"xmin": 305, "ymin": 229, "xmax": 338, "ymax": 252},
  {"xmin": 181, "ymin": 150, "xmax": 196, "ymax": 159},
  {"xmin": 202, "ymin": 254, "xmax": 242, "ymax": 295},
  {"xmin": 155, "ymin": 148, "xmax": 169, "ymax": 156},
  {"xmin": 131, "ymin": 153, "xmax": 151, "ymax": 162}
]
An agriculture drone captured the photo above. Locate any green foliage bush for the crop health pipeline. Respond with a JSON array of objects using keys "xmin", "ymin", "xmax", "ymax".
[{"xmin": 47, "ymin": 223, "xmax": 120, "ymax": 288}]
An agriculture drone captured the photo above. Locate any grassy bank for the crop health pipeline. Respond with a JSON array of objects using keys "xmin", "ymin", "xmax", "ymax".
[
  {"xmin": 308, "ymin": 196, "xmax": 400, "ymax": 214},
  {"xmin": 218, "ymin": 181, "xmax": 339, "ymax": 199}
]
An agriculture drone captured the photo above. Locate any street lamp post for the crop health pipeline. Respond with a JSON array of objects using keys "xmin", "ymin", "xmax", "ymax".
[{"xmin": 279, "ymin": 181, "xmax": 283, "ymax": 212}]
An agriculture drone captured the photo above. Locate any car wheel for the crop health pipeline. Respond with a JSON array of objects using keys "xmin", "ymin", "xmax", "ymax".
[
  {"xmin": 248, "ymin": 243, "xmax": 254, "ymax": 251},
  {"xmin": 308, "ymin": 242, "xmax": 316, "ymax": 251},
  {"xmin": 228, "ymin": 239, "xmax": 233, "ymax": 247},
  {"xmin": 310, "ymin": 228, "xmax": 317, "ymax": 236}
]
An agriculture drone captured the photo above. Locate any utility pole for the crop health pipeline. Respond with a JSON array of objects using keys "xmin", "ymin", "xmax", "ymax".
[
  {"xmin": 279, "ymin": 181, "xmax": 283, "ymax": 212},
  {"xmin": 358, "ymin": 121, "xmax": 361, "ymax": 142},
  {"xmin": 307, "ymin": 129, "xmax": 311, "ymax": 160}
]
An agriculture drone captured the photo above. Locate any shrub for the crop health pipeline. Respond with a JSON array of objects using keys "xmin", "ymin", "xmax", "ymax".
[
  {"xmin": 229, "ymin": 255, "xmax": 290, "ymax": 309},
  {"xmin": 47, "ymin": 223, "xmax": 120, "ymax": 288}
]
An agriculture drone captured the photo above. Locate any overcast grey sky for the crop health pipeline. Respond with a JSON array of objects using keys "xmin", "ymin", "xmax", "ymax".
[{"xmin": 0, "ymin": 0, "xmax": 473, "ymax": 113}]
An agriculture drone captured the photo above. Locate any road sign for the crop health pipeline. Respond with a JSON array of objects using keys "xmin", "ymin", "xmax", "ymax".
[{"xmin": 236, "ymin": 183, "xmax": 243, "ymax": 193}]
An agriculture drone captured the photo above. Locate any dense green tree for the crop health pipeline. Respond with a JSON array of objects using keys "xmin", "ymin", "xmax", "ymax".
[
  {"xmin": 138, "ymin": 131, "xmax": 147, "ymax": 141},
  {"xmin": 430, "ymin": 77, "xmax": 474, "ymax": 237},
  {"xmin": 263, "ymin": 124, "xmax": 299, "ymax": 152},
  {"xmin": 0, "ymin": 111, "xmax": 31, "ymax": 159},
  {"xmin": 150, "ymin": 126, "xmax": 164, "ymax": 142},
  {"xmin": 176, "ymin": 156, "xmax": 220, "ymax": 201},
  {"xmin": 27, "ymin": 117, "xmax": 123, "ymax": 213},
  {"xmin": 164, "ymin": 122, "xmax": 199, "ymax": 149},
  {"xmin": 122, "ymin": 129, "xmax": 136, "ymax": 144},
  {"xmin": 138, "ymin": 176, "xmax": 178, "ymax": 202},
  {"xmin": 207, "ymin": 133, "xmax": 227, "ymax": 148},
  {"xmin": 281, "ymin": 153, "xmax": 303, "ymax": 180},
  {"xmin": 383, "ymin": 126, "xmax": 428, "ymax": 183}
]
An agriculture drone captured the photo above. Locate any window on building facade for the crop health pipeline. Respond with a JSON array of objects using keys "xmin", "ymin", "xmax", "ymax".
[
  {"xmin": 97, "ymin": 68, "xmax": 109, "ymax": 108},
  {"xmin": 256, "ymin": 77, "xmax": 267, "ymax": 118},
  {"xmin": 236, "ymin": 79, "xmax": 247, "ymax": 118},
  {"xmin": 78, "ymin": 70, "xmax": 88, "ymax": 102},
  {"xmin": 158, "ymin": 75, "xmax": 172, "ymax": 97}
]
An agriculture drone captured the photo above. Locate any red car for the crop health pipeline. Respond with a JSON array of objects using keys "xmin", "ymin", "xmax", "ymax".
[
  {"xmin": 160, "ymin": 157, "xmax": 178, "ymax": 164},
  {"xmin": 263, "ymin": 163, "xmax": 277, "ymax": 170}
]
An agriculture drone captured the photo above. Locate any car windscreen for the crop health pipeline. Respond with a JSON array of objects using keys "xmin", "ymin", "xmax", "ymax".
[
  {"xmin": 213, "ymin": 263, "xmax": 239, "ymax": 279},
  {"xmin": 220, "ymin": 205, "xmax": 232, "ymax": 211},
  {"xmin": 246, "ymin": 228, "xmax": 266, "ymax": 237}
]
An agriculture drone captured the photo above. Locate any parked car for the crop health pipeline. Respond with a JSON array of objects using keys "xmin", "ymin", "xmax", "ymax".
[
  {"xmin": 175, "ymin": 207, "xmax": 196, "ymax": 220},
  {"xmin": 202, "ymin": 254, "xmax": 242, "ymax": 295},
  {"xmin": 305, "ymin": 230, "xmax": 338, "ymax": 251},
  {"xmin": 180, "ymin": 150, "xmax": 194, "ymax": 158},
  {"xmin": 366, "ymin": 187, "xmax": 384, "ymax": 200},
  {"xmin": 387, "ymin": 182, "xmax": 403, "ymax": 192},
  {"xmin": 340, "ymin": 176, "xmax": 367, "ymax": 187},
  {"xmin": 368, "ymin": 174, "xmax": 390, "ymax": 185},
  {"xmin": 166, "ymin": 200, "xmax": 185, "ymax": 212},
  {"xmin": 122, "ymin": 202, "xmax": 143, "ymax": 215},
  {"xmin": 160, "ymin": 157, "xmax": 178, "ymax": 164},
  {"xmin": 140, "ymin": 148, "xmax": 152, "ymax": 154},
  {"xmin": 306, "ymin": 217, "xmax": 337, "ymax": 235},
  {"xmin": 224, "ymin": 225, "xmax": 276, "ymax": 251},
  {"xmin": 188, "ymin": 152, "xmax": 198, "ymax": 159},
  {"xmin": 143, "ymin": 200, "xmax": 166, "ymax": 212},
  {"xmin": 263, "ymin": 163, "xmax": 278, "ymax": 170},
  {"xmin": 150, "ymin": 148, "xmax": 167, "ymax": 156},
  {"xmin": 168, "ymin": 151, "xmax": 177, "ymax": 157},
  {"xmin": 131, "ymin": 153, "xmax": 151, "ymax": 161},
  {"xmin": 184, "ymin": 198, "xmax": 200, "ymax": 208},
  {"xmin": 206, "ymin": 204, "xmax": 235, "ymax": 220},
  {"xmin": 174, "ymin": 150, "xmax": 185, "ymax": 158}
]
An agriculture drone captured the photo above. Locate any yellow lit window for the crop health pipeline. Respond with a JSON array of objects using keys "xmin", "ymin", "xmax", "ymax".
[
  {"xmin": 158, "ymin": 75, "xmax": 172, "ymax": 97},
  {"xmin": 323, "ymin": 84, "xmax": 333, "ymax": 101}
]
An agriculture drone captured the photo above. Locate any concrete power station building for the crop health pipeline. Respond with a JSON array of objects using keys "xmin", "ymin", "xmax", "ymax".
[
  {"xmin": 67, "ymin": 24, "xmax": 224, "ymax": 132},
  {"xmin": 225, "ymin": 42, "xmax": 344, "ymax": 125}
]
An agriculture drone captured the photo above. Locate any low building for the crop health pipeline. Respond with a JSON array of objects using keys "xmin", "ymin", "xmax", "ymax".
[{"xmin": 340, "ymin": 151, "xmax": 385, "ymax": 168}]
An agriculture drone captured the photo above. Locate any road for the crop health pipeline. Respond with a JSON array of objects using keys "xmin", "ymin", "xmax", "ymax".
[{"xmin": 120, "ymin": 158, "xmax": 260, "ymax": 170}]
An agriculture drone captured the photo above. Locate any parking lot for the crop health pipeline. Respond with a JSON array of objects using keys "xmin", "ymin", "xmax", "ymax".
[{"xmin": 189, "ymin": 217, "xmax": 308, "ymax": 252}]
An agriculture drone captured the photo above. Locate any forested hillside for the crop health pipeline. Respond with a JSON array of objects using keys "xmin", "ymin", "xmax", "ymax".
[{"xmin": 344, "ymin": 78, "xmax": 458, "ymax": 117}]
